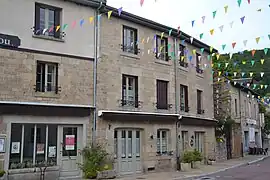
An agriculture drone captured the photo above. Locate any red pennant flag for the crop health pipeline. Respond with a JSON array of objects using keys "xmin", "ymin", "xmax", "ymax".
[
  {"xmin": 177, "ymin": 26, "xmax": 180, "ymax": 33},
  {"xmin": 232, "ymin": 42, "xmax": 236, "ymax": 49},
  {"xmin": 140, "ymin": 0, "xmax": 144, "ymax": 6},
  {"xmin": 251, "ymin": 50, "xmax": 256, "ymax": 56},
  {"xmin": 247, "ymin": 0, "xmax": 251, "ymax": 4}
]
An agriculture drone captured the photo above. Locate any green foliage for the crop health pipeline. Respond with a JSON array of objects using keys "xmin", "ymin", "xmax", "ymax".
[
  {"xmin": 263, "ymin": 113, "xmax": 270, "ymax": 135},
  {"xmin": 259, "ymin": 103, "xmax": 266, "ymax": 113},
  {"xmin": 182, "ymin": 151, "xmax": 194, "ymax": 163},
  {"xmin": 0, "ymin": 170, "xmax": 5, "ymax": 177},
  {"xmin": 215, "ymin": 116, "xmax": 235, "ymax": 140},
  {"xmin": 192, "ymin": 149, "xmax": 203, "ymax": 162},
  {"xmin": 78, "ymin": 144, "xmax": 113, "ymax": 179}
]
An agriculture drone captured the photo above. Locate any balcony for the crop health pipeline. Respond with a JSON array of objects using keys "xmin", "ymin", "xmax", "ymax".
[
  {"xmin": 179, "ymin": 61, "xmax": 188, "ymax": 68},
  {"xmin": 118, "ymin": 99, "xmax": 143, "ymax": 111},
  {"xmin": 196, "ymin": 67, "xmax": 204, "ymax": 74}
]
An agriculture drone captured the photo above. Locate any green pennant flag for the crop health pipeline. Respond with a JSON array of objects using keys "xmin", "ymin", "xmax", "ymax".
[
  {"xmin": 218, "ymin": 63, "xmax": 221, "ymax": 68},
  {"xmin": 253, "ymin": 84, "xmax": 257, "ymax": 89},
  {"xmin": 207, "ymin": 55, "xmax": 211, "ymax": 60},
  {"xmin": 171, "ymin": 52, "xmax": 175, "ymax": 57},
  {"xmin": 251, "ymin": 60, "xmax": 255, "ymax": 66},
  {"xmin": 268, "ymin": 34, "xmax": 270, "ymax": 40},
  {"xmin": 237, "ymin": 0, "xmax": 242, "ymax": 7},
  {"xmin": 222, "ymin": 44, "xmax": 226, "ymax": 50},
  {"xmin": 264, "ymin": 48, "xmax": 268, "ymax": 55},
  {"xmin": 63, "ymin": 24, "xmax": 68, "ymax": 30},
  {"xmin": 201, "ymin": 48, "xmax": 205, "ymax": 53},
  {"xmin": 200, "ymin": 33, "xmax": 204, "ymax": 39},
  {"xmin": 168, "ymin": 44, "xmax": 171, "ymax": 49},
  {"xmin": 213, "ymin": 11, "xmax": 217, "ymax": 18},
  {"xmin": 265, "ymin": 85, "xmax": 268, "ymax": 89}
]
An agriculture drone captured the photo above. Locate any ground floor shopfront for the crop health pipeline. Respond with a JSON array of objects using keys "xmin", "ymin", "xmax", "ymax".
[
  {"xmin": 97, "ymin": 111, "xmax": 217, "ymax": 176},
  {"xmin": 0, "ymin": 102, "xmax": 92, "ymax": 180}
]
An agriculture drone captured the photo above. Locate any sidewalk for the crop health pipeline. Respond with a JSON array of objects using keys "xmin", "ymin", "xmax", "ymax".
[{"xmin": 115, "ymin": 155, "xmax": 269, "ymax": 180}]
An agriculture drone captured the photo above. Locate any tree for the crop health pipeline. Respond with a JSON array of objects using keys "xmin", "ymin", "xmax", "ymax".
[{"xmin": 263, "ymin": 112, "xmax": 270, "ymax": 135}]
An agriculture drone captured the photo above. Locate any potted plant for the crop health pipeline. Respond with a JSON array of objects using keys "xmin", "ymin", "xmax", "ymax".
[
  {"xmin": 0, "ymin": 170, "xmax": 5, "ymax": 179},
  {"xmin": 181, "ymin": 151, "xmax": 193, "ymax": 172},
  {"xmin": 192, "ymin": 150, "xmax": 203, "ymax": 169},
  {"xmin": 207, "ymin": 156, "xmax": 216, "ymax": 165}
]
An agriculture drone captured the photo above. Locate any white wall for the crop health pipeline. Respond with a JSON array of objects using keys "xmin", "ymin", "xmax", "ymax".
[{"xmin": 0, "ymin": 0, "xmax": 95, "ymax": 57}]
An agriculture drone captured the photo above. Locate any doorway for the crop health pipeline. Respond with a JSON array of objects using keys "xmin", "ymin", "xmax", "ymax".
[{"xmin": 58, "ymin": 125, "xmax": 83, "ymax": 179}]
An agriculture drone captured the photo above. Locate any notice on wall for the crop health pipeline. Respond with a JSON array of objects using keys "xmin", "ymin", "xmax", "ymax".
[
  {"xmin": 48, "ymin": 146, "xmax": 56, "ymax": 157},
  {"xmin": 249, "ymin": 127, "xmax": 255, "ymax": 142},
  {"xmin": 0, "ymin": 138, "xmax": 5, "ymax": 153},
  {"xmin": 11, "ymin": 142, "xmax": 20, "ymax": 154},
  {"xmin": 65, "ymin": 135, "xmax": 75, "ymax": 150},
  {"xmin": 36, "ymin": 143, "xmax": 45, "ymax": 154}
]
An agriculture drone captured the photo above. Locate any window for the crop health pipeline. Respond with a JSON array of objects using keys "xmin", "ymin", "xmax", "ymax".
[
  {"xmin": 9, "ymin": 124, "xmax": 57, "ymax": 169},
  {"xmin": 157, "ymin": 130, "xmax": 169, "ymax": 154},
  {"xmin": 196, "ymin": 53, "xmax": 203, "ymax": 74},
  {"xmin": 179, "ymin": 44, "xmax": 188, "ymax": 67},
  {"xmin": 254, "ymin": 104, "xmax": 256, "ymax": 119},
  {"xmin": 156, "ymin": 35, "xmax": 168, "ymax": 61},
  {"xmin": 35, "ymin": 3, "xmax": 61, "ymax": 38},
  {"xmin": 249, "ymin": 101, "xmax": 251, "ymax": 118},
  {"xmin": 197, "ymin": 90, "xmax": 203, "ymax": 114},
  {"xmin": 195, "ymin": 132, "xmax": 205, "ymax": 153},
  {"xmin": 244, "ymin": 100, "xmax": 246, "ymax": 117},
  {"xmin": 122, "ymin": 26, "xmax": 138, "ymax": 54},
  {"xmin": 235, "ymin": 99, "xmax": 238, "ymax": 116},
  {"xmin": 36, "ymin": 61, "xmax": 58, "ymax": 93},
  {"xmin": 122, "ymin": 75, "xmax": 138, "ymax": 107},
  {"xmin": 180, "ymin": 85, "xmax": 189, "ymax": 112},
  {"xmin": 156, "ymin": 80, "xmax": 168, "ymax": 109},
  {"xmin": 181, "ymin": 131, "xmax": 188, "ymax": 151}
]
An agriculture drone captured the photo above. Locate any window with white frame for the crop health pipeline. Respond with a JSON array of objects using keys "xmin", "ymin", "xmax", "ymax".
[
  {"xmin": 181, "ymin": 131, "xmax": 188, "ymax": 151},
  {"xmin": 9, "ymin": 123, "xmax": 57, "ymax": 169},
  {"xmin": 157, "ymin": 129, "xmax": 169, "ymax": 154},
  {"xmin": 122, "ymin": 26, "xmax": 138, "ymax": 54},
  {"xmin": 155, "ymin": 35, "xmax": 168, "ymax": 61},
  {"xmin": 36, "ymin": 61, "xmax": 58, "ymax": 93},
  {"xmin": 122, "ymin": 74, "xmax": 138, "ymax": 107},
  {"xmin": 248, "ymin": 101, "xmax": 251, "ymax": 118},
  {"xmin": 194, "ymin": 132, "xmax": 204, "ymax": 153}
]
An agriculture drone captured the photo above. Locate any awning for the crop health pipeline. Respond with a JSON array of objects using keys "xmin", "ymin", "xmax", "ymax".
[{"xmin": 181, "ymin": 115, "xmax": 218, "ymax": 126}]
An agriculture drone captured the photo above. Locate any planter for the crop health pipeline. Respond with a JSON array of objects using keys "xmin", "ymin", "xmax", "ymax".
[
  {"xmin": 207, "ymin": 160, "xmax": 216, "ymax": 165},
  {"xmin": 180, "ymin": 163, "xmax": 191, "ymax": 172},
  {"xmin": 192, "ymin": 161, "xmax": 201, "ymax": 169},
  {"xmin": 97, "ymin": 170, "xmax": 116, "ymax": 179}
]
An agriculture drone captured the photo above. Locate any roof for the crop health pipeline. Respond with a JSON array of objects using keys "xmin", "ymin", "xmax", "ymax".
[{"xmin": 66, "ymin": 0, "xmax": 218, "ymax": 54}]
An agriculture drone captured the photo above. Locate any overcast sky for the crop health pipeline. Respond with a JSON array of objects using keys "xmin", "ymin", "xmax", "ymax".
[{"xmin": 107, "ymin": 0, "xmax": 269, "ymax": 53}]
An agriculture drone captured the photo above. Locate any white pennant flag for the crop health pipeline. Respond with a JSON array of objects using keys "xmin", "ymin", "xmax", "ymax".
[
  {"xmin": 229, "ymin": 21, "xmax": 234, "ymax": 28},
  {"xmin": 190, "ymin": 37, "xmax": 194, "ymax": 44},
  {"xmin": 147, "ymin": 49, "xmax": 150, "ymax": 54},
  {"xmin": 178, "ymin": 51, "xmax": 181, "ymax": 56},
  {"xmin": 43, "ymin": 28, "xmax": 47, "ymax": 34},
  {"xmin": 261, "ymin": 72, "xmax": 264, "ymax": 77},
  {"xmin": 243, "ymin": 40, "xmax": 248, "ymax": 46},
  {"xmin": 198, "ymin": 56, "xmax": 202, "ymax": 61},
  {"xmin": 219, "ymin": 25, "xmax": 224, "ymax": 32},
  {"xmin": 229, "ymin": 53, "xmax": 233, "ymax": 59},
  {"xmin": 147, "ymin": 37, "xmax": 150, "ymax": 43}
]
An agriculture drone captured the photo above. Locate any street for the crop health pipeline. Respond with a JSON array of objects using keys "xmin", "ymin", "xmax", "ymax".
[{"xmin": 198, "ymin": 157, "xmax": 270, "ymax": 180}]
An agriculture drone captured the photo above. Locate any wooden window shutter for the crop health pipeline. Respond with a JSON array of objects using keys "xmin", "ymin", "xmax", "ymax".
[
  {"xmin": 184, "ymin": 86, "xmax": 189, "ymax": 112},
  {"xmin": 156, "ymin": 80, "xmax": 161, "ymax": 108},
  {"xmin": 135, "ymin": 77, "xmax": 139, "ymax": 108},
  {"xmin": 55, "ymin": 64, "xmax": 59, "ymax": 94},
  {"xmin": 163, "ymin": 81, "xmax": 168, "ymax": 107},
  {"xmin": 157, "ymin": 80, "xmax": 168, "ymax": 109},
  {"xmin": 165, "ymin": 38, "xmax": 169, "ymax": 61},
  {"xmin": 134, "ymin": 30, "xmax": 138, "ymax": 55},
  {"xmin": 155, "ymin": 36, "xmax": 159, "ymax": 58},
  {"xmin": 54, "ymin": 9, "xmax": 61, "ymax": 38},
  {"xmin": 35, "ymin": 4, "xmax": 41, "ymax": 35}
]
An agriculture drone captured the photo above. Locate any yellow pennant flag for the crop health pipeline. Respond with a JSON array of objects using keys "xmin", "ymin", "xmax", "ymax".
[
  {"xmin": 216, "ymin": 54, "xmax": 220, "ymax": 60},
  {"xmin": 56, "ymin": 25, "xmax": 61, "ymax": 32},
  {"xmin": 161, "ymin": 32, "xmax": 164, "ymax": 39},
  {"xmin": 224, "ymin": 5, "xmax": 228, "ymax": 13},
  {"xmin": 160, "ymin": 46, "xmax": 164, "ymax": 52},
  {"xmin": 250, "ymin": 72, "xmax": 253, "ymax": 77},
  {"xmin": 181, "ymin": 56, "xmax": 185, "ymax": 61},
  {"xmin": 192, "ymin": 49, "xmax": 196, "ymax": 55},
  {"xmin": 242, "ymin": 61, "xmax": 246, "ymax": 64},
  {"xmin": 141, "ymin": 38, "xmax": 145, "ymax": 43},
  {"xmin": 261, "ymin": 85, "xmax": 264, "ymax": 89},
  {"xmin": 211, "ymin": 63, "xmax": 214, "ymax": 67},
  {"xmin": 89, "ymin": 16, "xmax": 94, "ymax": 23},
  {"xmin": 225, "ymin": 62, "xmax": 229, "ymax": 68},
  {"xmin": 218, "ymin": 71, "xmax": 221, "ymax": 76},
  {"xmin": 107, "ymin": 11, "xmax": 113, "ymax": 19},
  {"xmin": 255, "ymin": 37, "xmax": 260, "ymax": 44},
  {"xmin": 210, "ymin": 29, "xmax": 214, "ymax": 35},
  {"xmin": 261, "ymin": 59, "xmax": 265, "ymax": 64},
  {"xmin": 210, "ymin": 46, "xmax": 213, "ymax": 53}
]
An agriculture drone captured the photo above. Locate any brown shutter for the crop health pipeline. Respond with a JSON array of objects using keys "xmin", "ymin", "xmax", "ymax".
[
  {"xmin": 55, "ymin": 64, "xmax": 59, "ymax": 94},
  {"xmin": 35, "ymin": 4, "xmax": 41, "ymax": 35},
  {"xmin": 135, "ymin": 77, "xmax": 139, "ymax": 108},
  {"xmin": 165, "ymin": 38, "xmax": 168, "ymax": 61},
  {"xmin": 184, "ymin": 86, "xmax": 189, "ymax": 112},
  {"xmin": 122, "ymin": 75, "xmax": 126, "ymax": 106},
  {"xmin": 54, "ymin": 9, "xmax": 61, "ymax": 38},
  {"xmin": 157, "ymin": 80, "xmax": 168, "ymax": 109},
  {"xmin": 134, "ymin": 29, "xmax": 138, "ymax": 55},
  {"xmin": 155, "ymin": 36, "xmax": 159, "ymax": 58}
]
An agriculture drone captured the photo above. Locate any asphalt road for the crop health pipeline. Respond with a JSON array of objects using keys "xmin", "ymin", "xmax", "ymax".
[{"xmin": 196, "ymin": 157, "xmax": 270, "ymax": 180}]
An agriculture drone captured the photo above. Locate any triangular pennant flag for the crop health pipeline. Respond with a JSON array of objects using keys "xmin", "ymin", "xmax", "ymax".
[
  {"xmin": 216, "ymin": 54, "xmax": 220, "ymax": 60},
  {"xmin": 251, "ymin": 60, "xmax": 255, "ymax": 66},
  {"xmin": 190, "ymin": 37, "xmax": 194, "ymax": 44},
  {"xmin": 233, "ymin": 62, "xmax": 237, "ymax": 66},
  {"xmin": 234, "ymin": 82, "xmax": 237, "ymax": 85},
  {"xmin": 225, "ymin": 63, "xmax": 229, "ymax": 68},
  {"xmin": 207, "ymin": 55, "xmax": 211, "ymax": 60},
  {"xmin": 232, "ymin": 42, "xmax": 236, "ymax": 49},
  {"xmin": 89, "ymin": 17, "xmax": 94, "ymax": 23},
  {"xmin": 230, "ymin": 21, "xmax": 234, "ymax": 28},
  {"xmin": 56, "ymin": 25, "xmax": 61, "ymax": 32},
  {"xmin": 199, "ymin": 33, "xmax": 204, "ymax": 39},
  {"xmin": 230, "ymin": 53, "xmax": 233, "ymax": 59},
  {"xmin": 210, "ymin": 29, "xmax": 214, "ymax": 35},
  {"xmin": 253, "ymin": 84, "xmax": 257, "ymax": 89},
  {"xmin": 63, "ymin": 24, "xmax": 68, "ymax": 30},
  {"xmin": 191, "ymin": 20, "xmax": 195, "ymax": 27},
  {"xmin": 234, "ymin": 72, "xmax": 237, "ymax": 76},
  {"xmin": 255, "ymin": 37, "xmax": 260, "ymax": 44},
  {"xmin": 161, "ymin": 32, "xmax": 164, "ymax": 39},
  {"xmin": 218, "ymin": 63, "xmax": 221, "ymax": 68},
  {"xmin": 242, "ymin": 61, "xmax": 246, "ymax": 64},
  {"xmin": 210, "ymin": 46, "xmax": 213, "ymax": 53},
  {"xmin": 218, "ymin": 71, "xmax": 222, "ymax": 76},
  {"xmin": 260, "ymin": 72, "xmax": 264, "ymax": 77},
  {"xmin": 140, "ymin": 0, "xmax": 144, "ymax": 6},
  {"xmin": 251, "ymin": 50, "xmax": 256, "ymax": 56},
  {"xmin": 222, "ymin": 44, "xmax": 226, "ymax": 50},
  {"xmin": 219, "ymin": 25, "xmax": 224, "ymax": 32},
  {"xmin": 225, "ymin": 71, "xmax": 229, "ymax": 76},
  {"xmin": 72, "ymin": 21, "xmax": 76, "ymax": 28},
  {"xmin": 241, "ymin": 72, "xmax": 245, "ymax": 77},
  {"xmin": 224, "ymin": 5, "xmax": 228, "ymax": 13},
  {"xmin": 189, "ymin": 56, "xmax": 192, "ymax": 61},
  {"xmin": 243, "ymin": 40, "xmax": 248, "ymax": 46},
  {"xmin": 97, "ymin": 14, "xmax": 102, "ymax": 21},
  {"xmin": 240, "ymin": 16, "xmax": 245, "ymax": 24},
  {"xmin": 268, "ymin": 34, "xmax": 270, "ymax": 40},
  {"xmin": 257, "ymin": 9, "xmax": 262, "ymax": 12},
  {"xmin": 248, "ymin": 0, "xmax": 251, "ymax": 4},
  {"xmin": 250, "ymin": 72, "xmax": 253, "ymax": 77},
  {"xmin": 264, "ymin": 48, "xmax": 268, "ymax": 55},
  {"xmin": 213, "ymin": 11, "xmax": 217, "ymax": 18},
  {"xmin": 201, "ymin": 48, "xmax": 204, "ymax": 53},
  {"xmin": 80, "ymin": 19, "xmax": 84, "ymax": 27},
  {"xmin": 261, "ymin": 59, "xmax": 265, "ymax": 64},
  {"xmin": 118, "ymin": 7, "xmax": 123, "ymax": 16},
  {"xmin": 48, "ymin": 26, "xmax": 54, "ymax": 32},
  {"xmin": 202, "ymin": 16, "xmax": 206, "ymax": 23},
  {"xmin": 237, "ymin": 0, "xmax": 242, "ymax": 7},
  {"xmin": 169, "ymin": 29, "xmax": 172, "ymax": 36},
  {"xmin": 181, "ymin": 56, "xmax": 185, "ymax": 61},
  {"xmin": 107, "ymin": 11, "xmax": 113, "ymax": 19},
  {"xmin": 265, "ymin": 85, "xmax": 268, "ymax": 89},
  {"xmin": 192, "ymin": 49, "xmax": 196, "ymax": 55},
  {"xmin": 247, "ymin": 83, "xmax": 250, "ymax": 87},
  {"xmin": 261, "ymin": 85, "xmax": 264, "ymax": 89},
  {"xmin": 42, "ymin": 28, "xmax": 47, "ymax": 34}
]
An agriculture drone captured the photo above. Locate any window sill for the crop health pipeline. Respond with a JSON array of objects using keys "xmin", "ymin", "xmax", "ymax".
[
  {"xmin": 34, "ymin": 92, "xmax": 60, "ymax": 98},
  {"xmin": 120, "ymin": 52, "xmax": 140, "ymax": 59},
  {"xmin": 155, "ymin": 59, "xmax": 172, "ymax": 66},
  {"xmin": 8, "ymin": 166, "xmax": 59, "ymax": 174},
  {"xmin": 32, "ymin": 34, "xmax": 65, "ymax": 43},
  {"xmin": 179, "ymin": 66, "xmax": 189, "ymax": 72},
  {"xmin": 196, "ymin": 73, "xmax": 204, "ymax": 78}
]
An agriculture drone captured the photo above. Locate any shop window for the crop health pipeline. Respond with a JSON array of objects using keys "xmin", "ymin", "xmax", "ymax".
[{"xmin": 9, "ymin": 123, "xmax": 57, "ymax": 169}]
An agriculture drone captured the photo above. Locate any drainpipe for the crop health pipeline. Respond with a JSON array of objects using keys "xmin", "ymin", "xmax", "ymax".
[
  {"xmin": 239, "ymin": 88, "xmax": 244, "ymax": 157},
  {"xmin": 92, "ymin": 1, "xmax": 103, "ymax": 146}
]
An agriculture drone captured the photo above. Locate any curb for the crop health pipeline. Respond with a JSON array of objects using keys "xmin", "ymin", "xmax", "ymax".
[{"xmin": 178, "ymin": 155, "xmax": 270, "ymax": 180}]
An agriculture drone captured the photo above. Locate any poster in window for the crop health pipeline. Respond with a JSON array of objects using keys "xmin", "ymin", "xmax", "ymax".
[
  {"xmin": 36, "ymin": 143, "xmax": 45, "ymax": 154},
  {"xmin": 48, "ymin": 146, "xmax": 56, "ymax": 157},
  {"xmin": 65, "ymin": 135, "xmax": 75, "ymax": 150},
  {"xmin": 0, "ymin": 138, "xmax": 5, "ymax": 153},
  {"xmin": 11, "ymin": 142, "xmax": 20, "ymax": 154}
]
